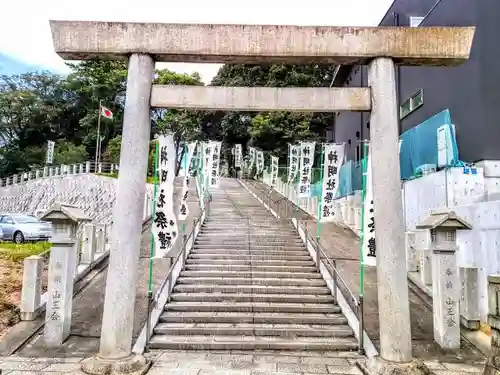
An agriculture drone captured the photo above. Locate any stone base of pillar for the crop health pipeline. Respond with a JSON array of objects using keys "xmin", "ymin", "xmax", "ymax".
[
  {"xmin": 363, "ymin": 357, "xmax": 432, "ymax": 375},
  {"xmin": 81, "ymin": 354, "xmax": 151, "ymax": 375}
]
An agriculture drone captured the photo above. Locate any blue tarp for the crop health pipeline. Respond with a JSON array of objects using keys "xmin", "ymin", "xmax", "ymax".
[
  {"xmin": 334, "ymin": 109, "xmax": 461, "ymax": 197},
  {"xmin": 399, "ymin": 109, "xmax": 460, "ymax": 180}
]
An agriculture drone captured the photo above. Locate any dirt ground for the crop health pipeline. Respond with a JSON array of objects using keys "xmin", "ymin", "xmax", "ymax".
[
  {"xmin": 0, "ymin": 256, "xmax": 48, "ymax": 338},
  {"xmin": 0, "ymin": 259, "xmax": 23, "ymax": 336}
]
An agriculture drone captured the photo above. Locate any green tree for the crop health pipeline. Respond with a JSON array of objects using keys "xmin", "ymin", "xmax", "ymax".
[
  {"xmin": 62, "ymin": 61, "xmax": 128, "ymax": 158},
  {"xmin": 153, "ymin": 69, "xmax": 206, "ymax": 175},
  {"xmin": 53, "ymin": 140, "xmax": 88, "ymax": 165},
  {"xmin": 208, "ymin": 63, "xmax": 336, "ymax": 162},
  {"xmin": 107, "ymin": 135, "xmax": 122, "ymax": 164}
]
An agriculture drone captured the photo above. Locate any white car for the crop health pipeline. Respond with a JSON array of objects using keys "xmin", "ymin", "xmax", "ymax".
[{"xmin": 0, "ymin": 214, "xmax": 52, "ymax": 243}]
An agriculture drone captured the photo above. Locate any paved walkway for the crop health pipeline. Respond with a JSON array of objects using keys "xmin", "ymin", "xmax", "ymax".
[
  {"xmin": 0, "ymin": 349, "xmax": 486, "ymax": 375},
  {"xmin": 244, "ymin": 180, "xmax": 487, "ymax": 372}
]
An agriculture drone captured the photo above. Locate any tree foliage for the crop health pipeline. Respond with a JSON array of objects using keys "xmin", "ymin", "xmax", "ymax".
[
  {"xmin": 208, "ymin": 63, "xmax": 337, "ymax": 165},
  {"xmin": 0, "ymin": 62, "xmax": 208, "ymax": 177},
  {"xmin": 0, "ymin": 59, "xmax": 336, "ymax": 177}
]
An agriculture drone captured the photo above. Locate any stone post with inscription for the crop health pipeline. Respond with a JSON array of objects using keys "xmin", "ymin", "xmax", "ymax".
[
  {"xmin": 415, "ymin": 229, "xmax": 433, "ymax": 285},
  {"xmin": 44, "ymin": 237, "xmax": 77, "ymax": 347},
  {"xmin": 460, "ymin": 266, "xmax": 481, "ymax": 330},
  {"xmin": 405, "ymin": 232, "xmax": 418, "ymax": 272},
  {"xmin": 416, "ymin": 208, "xmax": 472, "ymax": 349},
  {"xmin": 81, "ymin": 224, "xmax": 96, "ymax": 263},
  {"xmin": 20, "ymin": 255, "xmax": 43, "ymax": 321},
  {"xmin": 95, "ymin": 224, "xmax": 106, "ymax": 253}
]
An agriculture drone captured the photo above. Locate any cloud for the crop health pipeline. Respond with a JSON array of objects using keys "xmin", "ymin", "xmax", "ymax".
[{"xmin": 0, "ymin": 0, "xmax": 393, "ymax": 83}]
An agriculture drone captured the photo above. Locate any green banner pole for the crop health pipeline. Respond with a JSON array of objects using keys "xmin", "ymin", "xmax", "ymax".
[
  {"xmin": 295, "ymin": 145, "xmax": 300, "ymax": 212},
  {"xmin": 181, "ymin": 142, "xmax": 187, "ymax": 234},
  {"xmin": 316, "ymin": 144, "xmax": 325, "ymax": 240},
  {"xmin": 197, "ymin": 144, "xmax": 203, "ymax": 195},
  {"xmin": 359, "ymin": 142, "xmax": 369, "ymax": 297},
  {"xmin": 148, "ymin": 140, "xmax": 159, "ymax": 293}
]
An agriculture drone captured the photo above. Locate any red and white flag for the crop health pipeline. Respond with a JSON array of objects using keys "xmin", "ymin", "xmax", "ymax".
[{"xmin": 101, "ymin": 105, "xmax": 113, "ymax": 119}]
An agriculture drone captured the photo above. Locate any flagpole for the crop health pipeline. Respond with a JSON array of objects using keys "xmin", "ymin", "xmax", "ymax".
[{"xmin": 95, "ymin": 100, "xmax": 102, "ymax": 171}]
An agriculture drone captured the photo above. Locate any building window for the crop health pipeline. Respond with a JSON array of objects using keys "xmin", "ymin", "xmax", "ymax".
[
  {"xmin": 410, "ymin": 16, "xmax": 424, "ymax": 27},
  {"xmin": 400, "ymin": 89, "xmax": 424, "ymax": 119}
]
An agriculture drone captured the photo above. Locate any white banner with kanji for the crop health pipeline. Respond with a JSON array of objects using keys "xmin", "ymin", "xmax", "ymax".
[
  {"xmin": 256, "ymin": 150, "xmax": 264, "ymax": 176},
  {"xmin": 287, "ymin": 145, "xmax": 300, "ymax": 183},
  {"xmin": 209, "ymin": 141, "xmax": 222, "ymax": 188},
  {"xmin": 320, "ymin": 143, "xmax": 345, "ymax": 222},
  {"xmin": 178, "ymin": 141, "xmax": 197, "ymax": 221},
  {"xmin": 362, "ymin": 148, "xmax": 376, "ymax": 267},
  {"xmin": 152, "ymin": 134, "xmax": 178, "ymax": 258},
  {"xmin": 270, "ymin": 156, "xmax": 279, "ymax": 188},
  {"xmin": 298, "ymin": 141, "xmax": 316, "ymax": 198},
  {"xmin": 199, "ymin": 142, "xmax": 213, "ymax": 206},
  {"xmin": 235, "ymin": 144, "xmax": 242, "ymax": 168},
  {"xmin": 248, "ymin": 147, "xmax": 256, "ymax": 171}
]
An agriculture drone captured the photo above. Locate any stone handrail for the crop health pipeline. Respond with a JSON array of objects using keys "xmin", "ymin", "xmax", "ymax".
[{"xmin": 0, "ymin": 161, "xmax": 119, "ymax": 187}]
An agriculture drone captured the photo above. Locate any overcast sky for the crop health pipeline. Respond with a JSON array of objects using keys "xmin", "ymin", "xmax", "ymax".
[{"xmin": 0, "ymin": 0, "xmax": 394, "ymax": 84}]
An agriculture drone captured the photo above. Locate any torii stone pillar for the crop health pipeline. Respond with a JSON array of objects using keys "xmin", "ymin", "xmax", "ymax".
[
  {"xmin": 368, "ymin": 57, "xmax": 412, "ymax": 365},
  {"xmin": 81, "ymin": 54, "xmax": 154, "ymax": 375}
]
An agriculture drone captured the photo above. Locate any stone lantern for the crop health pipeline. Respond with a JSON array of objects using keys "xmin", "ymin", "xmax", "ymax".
[
  {"xmin": 416, "ymin": 208, "xmax": 472, "ymax": 349},
  {"xmin": 40, "ymin": 202, "xmax": 92, "ymax": 240}
]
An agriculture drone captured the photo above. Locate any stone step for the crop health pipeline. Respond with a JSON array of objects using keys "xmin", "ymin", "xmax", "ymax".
[
  {"xmin": 164, "ymin": 301, "xmax": 340, "ymax": 314},
  {"xmin": 184, "ymin": 264, "xmax": 318, "ymax": 272},
  {"xmin": 201, "ymin": 227, "xmax": 296, "ymax": 233},
  {"xmin": 176, "ymin": 277, "xmax": 325, "ymax": 286},
  {"xmin": 170, "ymin": 293, "xmax": 335, "ymax": 303},
  {"xmin": 194, "ymin": 242, "xmax": 305, "ymax": 247},
  {"xmin": 185, "ymin": 259, "xmax": 316, "ymax": 266},
  {"xmin": 159, "ymin": 312, "xmax": 348, "ymax": 325},
  {"xmin": 196, "ymin": 237, "xmax": 302, "ymax": 242},
  {"xmin": 179, "ymin": 270, "xmax": 322, "ymax": 279},
  {"xmin": 188, "ymin": 254, "xmax": 311, "ymax": 261},
  {"xmin": 189, "ymin": 249, "xmax": 307, "ymax": 256},
  {"xmin": 196, "ymin": 237, "xmax": 303, "ymax": 243},
  {"xmin": 173, "ymin": 284, "xmax": 329, "ymax": 294},
  {"xmin": 193, "ymin": 244, "xmax": 305, "ymax": 250},
  {"xmin": 154, "ymin": 323, "xmax": 354, "ymax": 337},
  {"xmin": 148, "ymin": 335, "xmax": 359, "ymax": 351},
  {"xmin": 204, "ymin": 219, "xmax": 276, "ymax": 223},
  {"xmin": 198, "ymin": 232, "xmax": 298, "ymax": 236}
]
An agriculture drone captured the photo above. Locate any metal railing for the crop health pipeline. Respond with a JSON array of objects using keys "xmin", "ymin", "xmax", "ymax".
[
  {"xmin": 0, "ymin": 161, "xmax": 119, "ymax": 187},
  {"xmin": 245, "ymin": 179, "xmax": 365, "ymax": 354},
  {"xmin": 143, "ymin": 192, "xmax": 212, "ymax": 351}
]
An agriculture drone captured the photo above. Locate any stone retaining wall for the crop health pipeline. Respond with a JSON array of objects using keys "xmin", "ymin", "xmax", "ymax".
[{"xmin": 0, "ymin": 174, "xmax": 130, "ymax": 224}]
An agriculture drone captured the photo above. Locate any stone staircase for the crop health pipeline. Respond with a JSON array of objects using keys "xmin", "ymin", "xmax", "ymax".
[{"xmin": 149, "ymin": 179, "xmax": 358, "ymax": 351}]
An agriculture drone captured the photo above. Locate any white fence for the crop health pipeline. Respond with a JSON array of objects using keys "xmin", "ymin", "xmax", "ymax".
[{"xmin": 0, "ymin": 161, "xmax": 119, "ymax": 187}]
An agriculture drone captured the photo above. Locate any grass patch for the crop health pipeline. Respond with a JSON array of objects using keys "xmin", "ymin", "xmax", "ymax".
[{"xmin": 0, "ymin": 241, "xmax": 52, "ymax": 262}]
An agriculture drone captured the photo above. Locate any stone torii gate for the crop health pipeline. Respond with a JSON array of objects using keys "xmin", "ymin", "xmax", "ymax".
[{"xmin": 49, "ymin": 21, "xmax": 474, "ymax": 375}]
